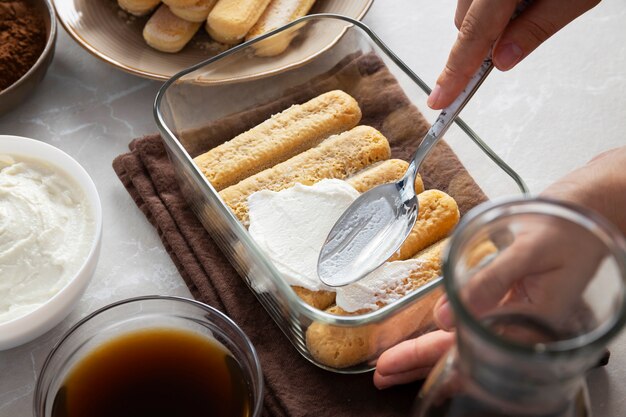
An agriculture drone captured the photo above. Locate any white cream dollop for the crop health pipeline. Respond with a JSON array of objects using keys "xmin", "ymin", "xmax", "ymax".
[
  {"xmin": 335, "ymin": 259, "xmax": 425, "ymax": 312},
  {"xmin": 0, "ymin": 155, "xmax": 95, "ymax": 323},
  {"xmin": 248, "ymin": 179, "xmax": 359, "ymax": 291}
]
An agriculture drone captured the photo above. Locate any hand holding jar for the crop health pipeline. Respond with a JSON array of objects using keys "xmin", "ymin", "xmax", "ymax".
[{"xmin": 375, "ymin": 145, "xmax": 626, "ymax": 391}]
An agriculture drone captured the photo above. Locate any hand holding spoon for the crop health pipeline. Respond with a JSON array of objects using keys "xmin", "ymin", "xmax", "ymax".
[
  {"xmin": 317, "ymin": 57, "xmax": 493, "ymax": 287},
  {"xmin": 317, "ymin": 0, "xmax": 533, "ymax": 287}
]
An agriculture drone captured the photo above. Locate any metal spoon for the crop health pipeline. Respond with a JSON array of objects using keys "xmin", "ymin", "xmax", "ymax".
[{"xmin": 317, "ymin": 58, "xmax": 494, "ymax": 287}]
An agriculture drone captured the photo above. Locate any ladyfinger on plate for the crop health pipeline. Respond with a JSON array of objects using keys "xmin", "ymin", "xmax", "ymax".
[
  {"xmin": 245, "ymin": 0, "xmax": 317, "ymax": 56},
  {"xmin": 219, "ymin": 125, "xmax": 391, "ymax": 226},
  {"xmin": 118, "ymin": 0, "xmax": 161, "ymax": 16},
  {"xmin": 206, "ymin": 0, "xmax": 272, "ymax": 44},
  {"xmin": 143, "ymin": 5, "xmax": 202, "ymax": 53},
  {"xmin": 194, "ymin": 90, "xmax": 362, "ymax": 191},
  {"xmin": 165, "ymin": 0, "xmax": 217, "ymax": 22},
  {"xmin": 161, "ymin": 0, "xmax": 201, "ymax": 6}
]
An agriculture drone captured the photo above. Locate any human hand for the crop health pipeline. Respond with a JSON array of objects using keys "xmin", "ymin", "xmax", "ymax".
[
  {"xmin": 374, "ymin": 219, "xmax": 602, "ymax": 390},
  {"xmin": 427, "ymin": 0, "xmax": 601, "ymax": 109},
  {"xmin": 374, "ymin": 146, "xmax": 626, "ymax": 389}
]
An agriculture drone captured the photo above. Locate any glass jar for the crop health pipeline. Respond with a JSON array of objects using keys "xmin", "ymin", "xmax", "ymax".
[{"xmin": 413, "ymin": 198, "xmax": 626, "ymax": 417}]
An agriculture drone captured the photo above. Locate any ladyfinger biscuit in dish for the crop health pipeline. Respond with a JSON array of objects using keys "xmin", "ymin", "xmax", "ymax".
[
  {"xmin": 143, "ymin": 5, "xmax": 201, "ymax": 53},
  {"xmin": 167, "ymin": 0, "xmax": 217, "ymax": 22},
  {"xmin": 206, "ymin": 0, "xmax": 272, "ymax": 44},
  {"xmin": 194, "ymin": 90, "xmax": 362, "ymax": 191},
  {"xmin": 118, "ymin": 0, "xmax": 160, "ymax": 16},
  {"xmin": 306, "ymin": 239, "xmax": 448, "ymax": 369},
  {"xmin": 345, "ymin": 159, "xmax": 424, "ymax": 194},
  {"xmin": 389, "ymin": 189, "xmax": 460, "ymax": 261},
  {"xmin": 292, "ymin": 287, "xmax": 336, "ymax": 310},
  {"xmin": 245, "ymin": 0, "xmax": 316, "ymax": 56},
  {"xmin": 220, "ymin": 125, "xmax": 391, "ymax": 226}
]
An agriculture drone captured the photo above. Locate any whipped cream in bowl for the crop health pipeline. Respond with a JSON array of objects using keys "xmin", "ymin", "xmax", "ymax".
[{"xmin": 0, "ymin": 136, "xmax": 102, "ymax": 350}]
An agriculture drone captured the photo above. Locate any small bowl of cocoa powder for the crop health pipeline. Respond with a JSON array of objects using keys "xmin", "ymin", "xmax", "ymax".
[{"xmin": 0, "ymin": 0, "xmax": 56, "ymax": 116}]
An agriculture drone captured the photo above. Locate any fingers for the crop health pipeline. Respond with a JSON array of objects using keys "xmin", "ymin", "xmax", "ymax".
[
  {"xmin": 454, "ymin": 0, "xmax": 472, "ymax": 29},
  {"xmin": 432, "ymin": 0, "xmax": 600, "ymax": 109},
  {"xmin": 433, "ymin": 294, "xmax": 454, "ymax": 331},
  {"xmin": 428, "ymin": 0, "xmax": 518, "ymax": 109},
  {"xmin": 374, "ymin": 330, "xmax": 454, "ymax": 389},
  {"xmin": 434, "ymin": 236, "xmax": 541, "ymax": 329},
  {"xmin": 493, "ymin": 0, "xmax": 601, "ymax": 70}
]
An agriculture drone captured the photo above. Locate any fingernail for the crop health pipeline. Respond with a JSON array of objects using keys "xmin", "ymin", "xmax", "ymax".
[
  {"xmin": 434, "ymin": 299, "xmax": 454, "ymax": 329},
  {"xmin": 427, "ymin": 84, "xmax": 441, "ymax": 108},
  {"xmin": 374, "ymin": 375, "xmax": 391, "ymax": 390},
  {"xmin": 494, "ymin": 42, "xmax": 523, "ymax": 71}
]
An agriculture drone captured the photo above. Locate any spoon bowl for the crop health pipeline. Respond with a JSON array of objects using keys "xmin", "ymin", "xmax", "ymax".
[{"xmin": 317, "ymin": 181, "xmax": 418, "ymax": 287}]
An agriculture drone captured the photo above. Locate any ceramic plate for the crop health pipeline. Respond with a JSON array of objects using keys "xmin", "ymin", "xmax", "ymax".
[{"xmin": 53, "ymin": 0, "xmax": 373, "ymax": 81}]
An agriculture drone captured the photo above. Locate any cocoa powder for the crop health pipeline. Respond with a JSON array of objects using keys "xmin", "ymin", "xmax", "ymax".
[{"xmin": 0, "ymin": 1, "xmax": 47, "ymax": 91}]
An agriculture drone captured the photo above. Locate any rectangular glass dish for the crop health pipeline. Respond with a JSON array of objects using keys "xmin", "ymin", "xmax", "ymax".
[{"xmin": 154, "ymin": 14, "xmax": 527, "ymax": 373}]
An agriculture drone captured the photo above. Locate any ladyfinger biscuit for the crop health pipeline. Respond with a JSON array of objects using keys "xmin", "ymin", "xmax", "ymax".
[
  {"xmin": 389, "ymin": 189, "xmax": 459, "ymax": 261},
  {"xmin": 167, "ymin": 0, "xmax": 216, "ymax": 22},
  {"xmin": 143, "ymin": 5, "xmax": 201, "ymax": 53},
  {"xmin": 292, "ymin": 287, "xmax": 336, "ymax": 310},
  {"xmin": 162, "ymin": 0, "xmax": 202, "ymax": 7},
  {"xmin": 245, "ymin": 0, "xmax": 316, "ymax": 56},
  {"xmin": 345, "ymin": 159, "xmax": 424, "ymax": 194},
  {"xmin": 118, "ymin": 0, "xmax": 160, "ymax": 16},
  {"xmin": 221, "ymin": 125, "xmax": 390, "ymax": 226},
  {"xmin": 194, "ymin": 90, "xmax": 362, "ymax": 191},
  {"xmin": 306, "ymin": 239, "xmax": 448, "ymax": 368},
  {"xmin": 206, "ymin": 0, "xmax": 272, "ymax": 44}
]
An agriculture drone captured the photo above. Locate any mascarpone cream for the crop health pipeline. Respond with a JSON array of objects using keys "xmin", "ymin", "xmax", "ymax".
[
  {"xmin": 335, "ymin": 259, "xmax": 425, "ymax": 312},
  {"xmin": 0, "ymin": 155, "xmax": 95, "ymax": 323},
  {"xmin": 248, "ymin": 179, "xmax": 359, "ymax": 291},
  {"xmin": 248, "ymin": 179, "xmax": 430, "ymax": 312}
]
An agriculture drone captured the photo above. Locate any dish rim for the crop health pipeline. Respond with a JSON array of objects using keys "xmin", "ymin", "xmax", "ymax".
[{"xmin": 154, "ymin": 14, "xmax": 529, "ymax": 327}]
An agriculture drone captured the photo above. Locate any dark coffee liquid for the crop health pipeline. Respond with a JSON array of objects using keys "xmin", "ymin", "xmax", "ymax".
[{"xmin": 51, "ymin": 328, "xmax": 251, "ymax": 417}]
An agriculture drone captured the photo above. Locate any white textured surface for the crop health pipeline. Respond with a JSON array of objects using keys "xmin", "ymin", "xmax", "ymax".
[{"xmin": 0, "ymin": 0, "xmax": 625, "ymax": 415}]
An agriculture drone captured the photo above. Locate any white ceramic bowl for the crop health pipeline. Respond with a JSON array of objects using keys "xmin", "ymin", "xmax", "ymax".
[{"xmin": 0, "ymin": 136, "xmax": 102, "ymax": 350}]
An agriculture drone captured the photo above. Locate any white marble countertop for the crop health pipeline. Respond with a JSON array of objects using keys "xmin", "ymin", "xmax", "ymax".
[{"xmin": 1, "ymin": 0, "xmax": 625, "ymax": 415}]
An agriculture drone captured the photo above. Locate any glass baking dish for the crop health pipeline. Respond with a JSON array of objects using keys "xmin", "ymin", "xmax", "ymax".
[{"xmin": 154, "ymin": 14, "xmax": 528, "ymax": 373}]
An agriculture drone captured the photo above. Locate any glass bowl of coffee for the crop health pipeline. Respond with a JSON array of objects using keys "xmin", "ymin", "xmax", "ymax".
[{"xmin": 34, "ymin": 296, "xmax": 263, "ymax": 417}]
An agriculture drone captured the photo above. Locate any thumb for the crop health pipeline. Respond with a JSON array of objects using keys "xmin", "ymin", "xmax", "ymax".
[{"xmin": 493, "ymin": 0, "xmax": 600, "ymax": 70}]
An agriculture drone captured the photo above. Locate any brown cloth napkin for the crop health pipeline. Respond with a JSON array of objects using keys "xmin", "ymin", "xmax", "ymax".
[{"xmin": 112, "ymin": 53, "xmax": 488, "ymax": 417}]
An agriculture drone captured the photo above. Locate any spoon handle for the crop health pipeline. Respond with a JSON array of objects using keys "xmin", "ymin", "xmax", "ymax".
[{"xmin": 405, "ymin": 58, "xmax": 493, "ymax": 186}]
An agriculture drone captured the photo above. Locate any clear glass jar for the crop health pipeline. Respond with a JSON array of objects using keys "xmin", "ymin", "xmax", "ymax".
[{"xmin": 413, "ymin": 198, "xmax": 626, "ymax": 417}]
